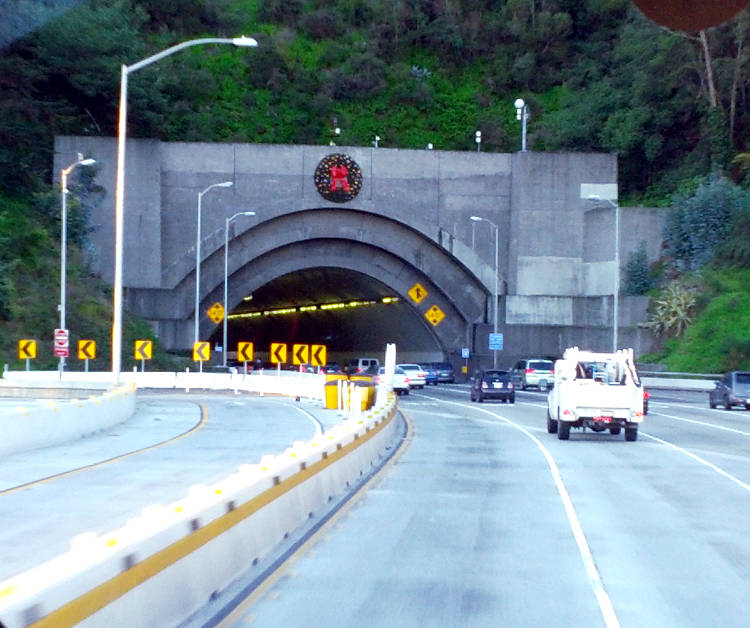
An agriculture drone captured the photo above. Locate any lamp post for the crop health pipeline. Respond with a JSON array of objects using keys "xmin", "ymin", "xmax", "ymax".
[
  {"xmin": 223, "ymin": 210, "xmax": 256, "ymax": 366},
  {"xmin": 60, "ymin": 154, "xmax": 95, "ymax": 371},
  {"xmin": 587, "ymin": 194, "xmax": 620, "ymax": 352},
  {"xmin": 111, "ymin": 36, "xmax": 257, "ymax": 383},
  {"xmin": 470, "ymin": 215, "xmax": 500, "ymax": 368},
  {"xmin": 514, "ymin": 98, "xmax": 529, "ymax": 152},
  {"xmin": 475, "ymin": 130, "xmax": 482, "ymax": 152},
  {"xmin": 194, "ymin": 181, "xmax": 233, "ymax": 345}
]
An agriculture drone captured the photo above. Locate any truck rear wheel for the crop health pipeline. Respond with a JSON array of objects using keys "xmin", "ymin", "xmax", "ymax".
[
  {"xmin": 557, "ymin": 419, "xmax": 570, "ymax": 440},
  {"xmin": 547, "ymin": 409, "xmax": 557, "ymax": 434},
  {"xmin": 609, "ymin": 426, "xmax": 621, "ymax": 435},
  {"xmin": 625, "ymin": 426, "xmax": 638, "ymax": 441}
]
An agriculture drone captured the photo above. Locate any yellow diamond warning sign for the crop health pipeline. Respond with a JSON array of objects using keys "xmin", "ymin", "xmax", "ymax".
[
  {"xmin": 408, "ymin": 283, "xmax": 428, "ymax": 304},
  {"xmin": 207, "ymin": 302, "xmax": 225, "ymax": 324},
  {"xmin": 425, "ymin": 305, "xmax": 445, "ymax": 326}
]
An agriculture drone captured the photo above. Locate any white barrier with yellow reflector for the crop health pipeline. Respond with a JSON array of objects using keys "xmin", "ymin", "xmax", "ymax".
[{"xmin": 0, "ymin": 392, "xmax": 402, "ymax": 628}]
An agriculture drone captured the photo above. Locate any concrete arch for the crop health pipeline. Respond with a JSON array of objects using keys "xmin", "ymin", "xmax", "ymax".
[{"xmin": 134, "ymin": 208, "xmax": 492, "ymax": 349}]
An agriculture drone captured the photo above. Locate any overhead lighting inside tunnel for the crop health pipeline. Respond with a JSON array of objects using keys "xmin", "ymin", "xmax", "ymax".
[{"xmin": 227, "ymin": 296, "xmax": 400, "ymax": 320}]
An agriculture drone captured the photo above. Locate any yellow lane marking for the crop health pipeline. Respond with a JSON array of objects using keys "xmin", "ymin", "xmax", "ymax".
[
  {"xmin": 30, "ymin": 408, "xmax": 399, "ymax": 628},
  {"xmin": 0, "ymin": 404, "xmax": 207, "ymax": 498}
]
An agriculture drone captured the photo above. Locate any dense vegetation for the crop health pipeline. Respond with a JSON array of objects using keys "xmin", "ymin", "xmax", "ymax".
[{"xmin": 1, "ymin": 0, "xmax": 750, "ymax": 371}]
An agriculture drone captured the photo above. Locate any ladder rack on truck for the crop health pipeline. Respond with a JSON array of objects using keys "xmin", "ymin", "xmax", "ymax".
[{"xmin": 546, "ymin": 347, "xmax": 645, "ymax": 441}]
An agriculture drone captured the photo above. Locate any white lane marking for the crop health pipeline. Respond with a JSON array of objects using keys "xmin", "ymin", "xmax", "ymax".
[
  {"xmin": 651, "ymin": 412, "xmax": 750, "ymax": 436},
  {"xmin": 421, "ymin": 393, "xmax": 621, "ymax": 628},
  {"xmin": 641, "ymin": 432, "xmax": 750, "ymax": 492}
]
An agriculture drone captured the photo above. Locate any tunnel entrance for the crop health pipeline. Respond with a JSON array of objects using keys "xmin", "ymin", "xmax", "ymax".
[{"xmin": 207, "ymin": 267, "xmax": 443, "ymax": 365}]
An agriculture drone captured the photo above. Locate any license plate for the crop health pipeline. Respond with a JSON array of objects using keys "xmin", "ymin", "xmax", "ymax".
[{"xmin": 492, "ymin": 382, "xmax": 503, "ymax": 388}]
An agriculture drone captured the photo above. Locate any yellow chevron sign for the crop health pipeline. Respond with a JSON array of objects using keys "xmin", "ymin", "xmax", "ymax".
[
  {"xmin": 237, "ymin": 341, "xmax": 254, "ymax": 362},
  {"xmin": 270, "ymin": 342, "xmax": 287, "ymax": 364},
  {"xmin": 310, "ymin": 344, "xmax": 327, "ymax": 367},
  {"xmin": 193, "ymin": 341, "xmax": 210, "ymax": 362},
  {"xmin": 134, "ymin": 340, "xmax": 153, "ymax": 360},
  {"xmin": 18, "ymin": 339, "xmax": 37, "ymax": 359},
  {"xmin": 292, "ymin": 343, "xmax": 309, "ymax": 365},
  {"xmin": 78, "ymin": 340, "xmax": 96, "ymax": 360}
]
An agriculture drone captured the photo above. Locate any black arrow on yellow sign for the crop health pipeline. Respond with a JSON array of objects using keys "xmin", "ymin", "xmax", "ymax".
[
  {"xmin": 78, "ymin": 340, "xmax": 96, "ymax": 360},
  {"xmin": 270, "ymin": 342, "xmax": 287, "ymax": 364},
  {"xmin": 237, "ymin": 341, "xmax": 254, "ymax": 362},
  {"xmin": 193, "ymin": 341, "xmax": 210, "ymax": 362},
  {"xmin": 135, "ymin": 340, "xmax": 153, "ymax": 360},
  {"xmin": 18, "ymin": 339, "xmax": 37, "ymax": 360},
  {"xmin": 292, "ymin": 343, "xmax": 309, "ymax": 365},
  {"xmin": 310, "ymin": 344, "xmax": 327, "ymax": 367}
]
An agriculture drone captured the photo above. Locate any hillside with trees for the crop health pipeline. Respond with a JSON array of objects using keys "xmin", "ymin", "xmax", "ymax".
[{"xmin": 1, "ymin": 0, "xmax": 750, "ymax": 371}]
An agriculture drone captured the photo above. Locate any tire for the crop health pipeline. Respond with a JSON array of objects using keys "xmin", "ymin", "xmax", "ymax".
[
  {"xmin": 709, "ymin": 396, "xmax": 716, "ymax": 409},
  {"xmin": 547, "ymin": 409, "xmax": 557, "ymax": 434},
  {"xmin": 509, "ymin": 394, "xmax": 515, "ymax": 404},
  {"xmin": 557, "ymin": 419, "xmax": 570, "ymax": 440},
  {"xmin": 478, "ymin": 394, "xmax": 484, "ymax": 403},
  {"xmin": 745, "ymin": 404, "xmax": 750, "ymax": 411},
  {"xmin": 610, "ymin": 426, "xmax": 621, "ymax": 435},
  {"xmin": 625, "ymin": 426, "xmax": 638, "ymax": 441},
  {"xmin": 725, "ymin": 396, "xmax": 732, "ymax": 410},
  {"xmin": 470, "ymin": 391, "xmax": 476, "ymax": 402}
]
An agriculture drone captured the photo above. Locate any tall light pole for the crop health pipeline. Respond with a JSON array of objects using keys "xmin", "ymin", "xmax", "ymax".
[
  {"xmin": 587, "ymin": 194, "xmax": 620, "ymax": 352},
  {"xmin": 470, "ymin": 215, "xmax": 500, "ymax": 368},
  {"xmin": 223, "ymin": 210, "xmax": 255, "ymax": 366},
  {"xmin": 112, "ymin": 36, "xmax": 257, "ymax": 383},
  {"xmin": 60, "ymin": 154, "xmax": 95, "ymax": 371},
  {"xmin": 195, "ymin": 181, "xmax": 233, "ymax": 344},
  {"xmin": 514, "ymin": 98, "xmax": 529, "ymax": 152}
]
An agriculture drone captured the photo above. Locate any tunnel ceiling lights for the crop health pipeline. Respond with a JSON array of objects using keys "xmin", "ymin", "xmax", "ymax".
[{"xmin": 228, "ymin": 296, "xmax": 400, "ymax": 320}]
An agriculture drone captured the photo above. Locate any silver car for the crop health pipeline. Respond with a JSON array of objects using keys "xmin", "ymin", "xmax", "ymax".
[{"xmin": 510, "ymin": 358, "xmax": 555, "ymax": 390}]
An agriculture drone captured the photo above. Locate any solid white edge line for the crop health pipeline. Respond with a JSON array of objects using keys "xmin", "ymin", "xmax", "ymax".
[
  {"xmin": 641, "ymin": 432, "xmax": 750, "ymax": 492},
  {"xmin": 420, "ymin": 393, "xmax": 621, "ymax": 628}
]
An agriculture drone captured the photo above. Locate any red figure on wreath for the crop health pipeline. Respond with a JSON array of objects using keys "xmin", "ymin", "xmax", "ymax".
[{"xmin": 329, "ymin": 164, "xmax": 350, "ymax": 193}]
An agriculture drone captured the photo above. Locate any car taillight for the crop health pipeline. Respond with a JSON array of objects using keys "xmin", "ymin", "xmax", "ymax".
[
  {"xmin": 525, "ymin": 368, "xmax": 535, "ymax": 373},
  {"xmin": 508, "ymin": 382, "xmax": 514, "ymax": 389},
  {"xmin": 644, "ymin": 391, "xmax": 650, "ymax": 399},
  {"xmin": 405, "ymin": 377, "xmax": 410, "ymax": 383}
]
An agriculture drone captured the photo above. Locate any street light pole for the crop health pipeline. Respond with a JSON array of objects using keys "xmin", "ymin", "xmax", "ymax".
[
  {"xmin": 111, "ymin": 36, "xmax": 257, "ymax": 383},
  {"xmin": 587, "ymin": 194, "xmax": 620, "ymax": 352},
  {"xmin": 59, "ymin": 155, "xmax": 95, "ymax": 371},
  {"xmin": 195, "ymin": 181, "xmax": 233, "ymax": 345},
  {"xmin": 470, "ymin": 215, "xmax": 500, "ymax": 368},
  {"xmin": 514, "ymin": 98, "xmax": 529, "ymax": 152},
  {"xmin": 222, "ymin": 210, "xmax": 255, "ymax": 367}
]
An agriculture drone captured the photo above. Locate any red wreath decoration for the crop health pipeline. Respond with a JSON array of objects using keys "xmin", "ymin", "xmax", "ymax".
[{"xmin": 314, "ymin": 153, "xmax": 362, "ymax": 203}]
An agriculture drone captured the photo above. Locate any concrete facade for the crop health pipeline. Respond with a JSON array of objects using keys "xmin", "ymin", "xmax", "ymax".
[{"xmin": 54, "ymin": 137, "xmax": 664, "ymax": 365}]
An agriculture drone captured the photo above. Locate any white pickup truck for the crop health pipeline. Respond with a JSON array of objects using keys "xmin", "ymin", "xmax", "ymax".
[{"xmin": 546, "ymin": 347, "xmax": 645, "ymax": 441}]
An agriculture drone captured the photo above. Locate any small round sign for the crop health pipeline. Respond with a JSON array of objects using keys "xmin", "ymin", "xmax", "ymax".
[{"xmin": 314, "ymin": 153, "xmax": 362, "ymax": 203}]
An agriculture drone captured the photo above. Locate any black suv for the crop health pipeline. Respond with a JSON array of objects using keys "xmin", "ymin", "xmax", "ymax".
[
  {"xmin": 709, "ymin": 371, "xmax": 750, "ymax": 410},
  {"xmin": 470, "ymin": 369, "xmax": 515, "ymax": 403}
]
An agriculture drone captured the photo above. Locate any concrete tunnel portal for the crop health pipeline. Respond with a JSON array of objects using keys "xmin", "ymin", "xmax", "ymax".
[
  {"xmin": 196, "ymin": 210, "xmax": 487, "ymax": 366},
  {"xmin": 207, "ymin": 266, "xmax": 443, "ymax": 365}
]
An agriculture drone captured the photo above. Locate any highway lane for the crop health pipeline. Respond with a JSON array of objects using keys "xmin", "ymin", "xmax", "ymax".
[
  {"xmin": 0, "ymin": 392, "xmax": 340, "ymax": 583},
  {"xmin": 216, "ymin": 386, "xmax": 750, "ymax": 628}
]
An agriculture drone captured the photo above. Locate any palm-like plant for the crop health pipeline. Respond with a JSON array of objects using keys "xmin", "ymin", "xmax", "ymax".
[{"xmin": 647, "ymin": 282, "xmax": 697, "ymax": 338}]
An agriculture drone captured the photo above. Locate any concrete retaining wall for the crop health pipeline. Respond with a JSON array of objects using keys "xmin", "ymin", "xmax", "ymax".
[{"xmin": 0, "ymin": 396, "xmax": 402, "ymax": 628}]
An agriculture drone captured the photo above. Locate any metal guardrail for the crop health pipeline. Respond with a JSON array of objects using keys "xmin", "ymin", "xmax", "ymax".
[{"xmin": 639, "ymin": 371, "xmax": 721, "ymax": 380}]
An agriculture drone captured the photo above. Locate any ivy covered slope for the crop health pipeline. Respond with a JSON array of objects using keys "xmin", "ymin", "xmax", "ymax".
[{"xmin": 1, "ymin": 1, "xmax": 750, "ymax": 371}]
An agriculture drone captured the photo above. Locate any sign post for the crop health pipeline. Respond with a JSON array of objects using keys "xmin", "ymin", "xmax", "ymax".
[{"xmin": 18, "ymin": 339, "xmax": 37, "ymax": 372}]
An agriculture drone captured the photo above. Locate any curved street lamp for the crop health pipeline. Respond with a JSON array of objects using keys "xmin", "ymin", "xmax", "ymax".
[
  {"xmin": 223, "ymin": 211, "xmax": 256, "ymax": 366},
  {"xmin": 195, "ymin": 181, "xmax": 233, "ymax": 345},
  {"xmin": 111, "ymin": 36, "xmax": 258, "ymax": 383},
  {"xmin": 59, "ymin": 154, "xmax": 95, "ymax": 371},
  {"xmin": 470, "ymin": 215, "xmax": 500, "ymax": 368}
]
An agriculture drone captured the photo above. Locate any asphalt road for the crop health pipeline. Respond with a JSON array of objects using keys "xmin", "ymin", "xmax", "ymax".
[
  {"xmin": 216, "ymin": 385, "xmax": 750, "ymax": 628},
  {"xmin": 0, "ymin": 392, "xmax": 340, "ymax": 582}
]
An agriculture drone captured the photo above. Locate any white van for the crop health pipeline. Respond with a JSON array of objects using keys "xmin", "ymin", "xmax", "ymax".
[{"xmin": 345, "ymin": 357, "xmax": 380, "ymax": 374}]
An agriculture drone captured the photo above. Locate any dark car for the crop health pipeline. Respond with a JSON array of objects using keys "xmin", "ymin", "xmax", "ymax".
[
  {"xmin": 470, "ymin": 369, "xmax": 515, "ymax": 403},
  {"xmin": 709, "ymin": 371, "xmax": 750, "ymax": 410},
  {"xmin": 430, "ymin": 362, "xmax": 455, "ymax": 383}
]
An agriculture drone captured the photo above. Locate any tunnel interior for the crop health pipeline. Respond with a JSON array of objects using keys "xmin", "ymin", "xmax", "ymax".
[{"xmin": 207, "ymin": 267, "xmax": 443, "ymax": 365}]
